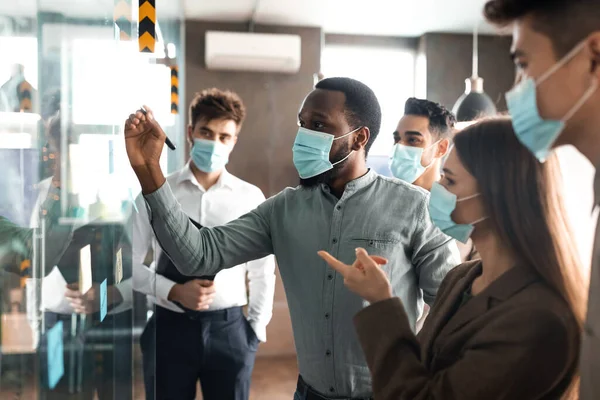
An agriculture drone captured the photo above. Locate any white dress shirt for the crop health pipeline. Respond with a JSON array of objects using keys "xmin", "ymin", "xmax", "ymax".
[
  {"xmin": 29, "ymin": 177, "xmax": 131, "ymax": 315},
  {"xmin": 30, "ymin": 177, "xmax": 52, "ymax": 229},
  {"xmin": 119, "ymin": 163, "xmax": 276, "ymax": 342}
]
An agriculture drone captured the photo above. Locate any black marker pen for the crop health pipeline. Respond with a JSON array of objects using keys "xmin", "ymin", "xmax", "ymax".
[{"xmin": 140, "ymin": 106, "xmax": 176, "ymax": 151}]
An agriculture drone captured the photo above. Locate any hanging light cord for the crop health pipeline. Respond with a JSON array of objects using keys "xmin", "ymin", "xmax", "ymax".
[
  {"xmin": 472, "ymin": 23, "xmax": 479, "ymax": 79},
  {"xmin": 249, "ymin": 0, "xmax": 260, "ymax": 32}
]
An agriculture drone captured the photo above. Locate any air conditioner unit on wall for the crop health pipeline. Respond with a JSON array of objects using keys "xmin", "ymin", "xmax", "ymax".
[{"xmin": 205, "ymin": 31, "xmax": 301, "ymax": 74}]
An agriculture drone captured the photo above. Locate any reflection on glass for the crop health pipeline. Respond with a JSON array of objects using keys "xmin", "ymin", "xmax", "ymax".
[
  {"xmin": 0, "ymin": 36, "xmax": 38, "ymax": 113},
  {"xmin": 0, "ymin": 2, "xmax": 184, "ymax": 398},
  {"xmin": 71, "ymin": 39, "xmax": 174, "ymax": 127}
]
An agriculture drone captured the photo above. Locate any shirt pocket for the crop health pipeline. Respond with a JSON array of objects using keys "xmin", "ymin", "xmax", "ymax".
[
  {"xmin": 350, "ymin": 234, "xmax": 401, "ymax": 250},
  {"xmin": 349, "ymin": 233, "xmax": 401, "ymax": 277}
]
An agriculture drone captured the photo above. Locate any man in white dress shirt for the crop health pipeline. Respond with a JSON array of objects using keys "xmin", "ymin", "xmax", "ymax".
[{"xmin": 131, "ymin": 88, "xmax": 276, "ymax": 400}]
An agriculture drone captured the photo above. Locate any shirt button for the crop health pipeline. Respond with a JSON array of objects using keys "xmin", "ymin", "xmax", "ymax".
[
  {"xmin": 329, "ymin": 387, "xmax": 335, "ymax": 393},
  {"xmin": 325, "ymin": 313, "xmax": 330, "ymax": 319},
  {"xmin": 326, "ymin": 350, "xmax": 331, "ymax": 356},
  {"xmin": 336, "ymin": 205, "xmax": 341, "ymax": 210},
  {"xmin": 332, "ymin": 238, "xmax": 338, "ymax": 244},
  {"xmin": 327, "ymin": 274, "xmax": 333, "ymax": 280}
]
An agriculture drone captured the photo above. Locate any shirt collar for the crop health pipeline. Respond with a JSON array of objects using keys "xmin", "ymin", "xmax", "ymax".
[
  {"xmin": 177, "ymin": 162, "xmax": 235, "ymax": 191},
  {"xmin": 343, "ymin": 169, "xmax": 377, "ymax": 192},
  {"xmin": 479, "ymin": 263, "xmax": 540, "ymax": 302},
  {"xmin": 319, "ymin": 169, "xmax": 377, "ymax": 195},
  {"xmin": 447, "ymin": 261, "xmax": 539, "ymax": 308}
]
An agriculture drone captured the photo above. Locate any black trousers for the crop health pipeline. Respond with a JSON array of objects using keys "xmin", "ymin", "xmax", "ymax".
[{"xmin": 140, "ymin": 306, "xmax": 259, "ymax": 400}]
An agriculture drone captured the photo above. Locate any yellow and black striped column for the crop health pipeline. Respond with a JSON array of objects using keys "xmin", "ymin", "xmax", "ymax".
[
  {"xmin": 138, "ymin": 0, "xmax": 156, "ymax": 53},
  {"xmin": 114, "ymin": 0, "xmax": 132, "ymax": 41},
  {"xmin": 18, "ymin": 80, "xmax": 33, "ymax": 112},
  {"xmin": 20, "ymin": 259, "xmax": 30, "ymax": 288},
  {"xmin": 170, "ymin": 66, "xmax": 178, "ymax": 114}
]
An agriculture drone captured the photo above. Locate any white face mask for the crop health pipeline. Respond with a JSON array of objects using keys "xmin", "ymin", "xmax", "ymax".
[
  {"xmin": 429, "ymin": 182, "xmax": 488, "ymax": 243},
  {"xmin": 506, "ymin": 40, "xmax": 599, "ymax": 162},
  {"xmin": 292, "ymin": 127, "xmax": 360, "ymax": 179},
  {"xmin": 389, "ymin": 140, "xmax": 440, "ymax": 183}
]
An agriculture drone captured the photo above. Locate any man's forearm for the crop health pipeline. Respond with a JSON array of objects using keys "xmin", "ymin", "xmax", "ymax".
[
  {"xmin": 132, "ymin": 262, "xmax": 178, "ymax": 302},
  {"xmin": 248, "ymin": 279, "xmax": 276, "ymax": 323},
  {"xmin": 144, "ymin": 183, "xmax": 275, "ymax": 278},
  {"xmin": 133, "ymin": 163, "xmax": 166, "ymax": 195},
  {"xmin": 247, "ymin": 257, "xmax": 276, "ymax": 330},
  {"xmin": 144, "ymin": 183, "xmax": 221, "ymax": 276}
]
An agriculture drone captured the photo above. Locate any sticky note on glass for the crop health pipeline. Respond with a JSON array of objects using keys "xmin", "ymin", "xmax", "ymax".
[
  {"xmin": 115, "ymin": 248, "xmax": 123, "ymax": 284},
  {"xmin": 100, "ymin": 279, "xmax": 107, "ymax": 322},
  {"xmin": 79, "ymin": 245, "xmax": 92, "ymax": 295},
  {"xmin": 47, "ymin": 321, "xmax": 64, "ymax": 389}
]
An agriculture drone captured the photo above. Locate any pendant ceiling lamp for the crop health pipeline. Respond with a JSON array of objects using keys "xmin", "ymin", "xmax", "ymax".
[{"xmin": 452, "ymin": 24, "xmax": 497, "ymax": 122}]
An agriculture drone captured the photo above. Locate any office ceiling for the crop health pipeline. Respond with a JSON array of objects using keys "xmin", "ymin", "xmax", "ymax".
[
  {"xmin": 0, "ymin": 0, "xmax": 499, "ymax": 36},
  {"xmin": 0, "ymin": 0, "xmax": 183, "ymax": 20},
  {"xmin": 184, "ymin": 0, "xmax": 499, "ymax": 36}
]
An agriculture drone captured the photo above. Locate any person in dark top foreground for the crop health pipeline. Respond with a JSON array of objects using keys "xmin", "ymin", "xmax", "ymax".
[{"xmin": 320, "ymin": 118, "xmax": 584, "ymax": 400}]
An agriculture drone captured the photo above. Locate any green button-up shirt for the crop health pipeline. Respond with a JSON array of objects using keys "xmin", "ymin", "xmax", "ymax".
[{"xmin": 144, "ymin": 170, "xmax": 460, "ymax": 398}]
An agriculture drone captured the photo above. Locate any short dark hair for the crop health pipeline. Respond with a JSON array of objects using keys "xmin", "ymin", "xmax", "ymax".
[
  {"xmin": 315, "ymin": 77, "xmax": 382, "ymax": 157},
  {"xmin": 189, "ymin": 88, "xmax": 246, "ymax": 132},
  {"xmin": 484, "ymin": 0, "xmax": 600, "ymax": 57},
  {"xmin": 404, "ymin": 98, "xmax": 456, "ymax": 139}
]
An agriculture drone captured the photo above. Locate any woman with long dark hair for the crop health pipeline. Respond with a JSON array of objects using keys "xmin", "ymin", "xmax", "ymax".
[{"xmin": 319, "ymin": 117, "xmax": 586, "ymax": 399}]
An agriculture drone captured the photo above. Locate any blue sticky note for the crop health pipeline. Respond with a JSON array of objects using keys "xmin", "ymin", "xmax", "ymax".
[
  {"xmin": 100, "ymin": 279, "xmax": 107, "ymax": 322},
  {"xmin": 47, "ymin": 321, "xmax": 64, "ymax": 389}
]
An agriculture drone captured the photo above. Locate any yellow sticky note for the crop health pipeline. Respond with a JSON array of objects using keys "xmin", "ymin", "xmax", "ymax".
[
  {"xmin": 115, "ymin": 248, "xmax": 123, "ymax": 284},
  {"xmin": 79, "ymin": 245, "xmax": 92, "ymax": 294}
]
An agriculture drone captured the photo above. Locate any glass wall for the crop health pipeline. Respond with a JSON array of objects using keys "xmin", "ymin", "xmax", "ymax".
[{"xmin": 0, "ymin": 1, "xmax": 185, "ymax": 398}]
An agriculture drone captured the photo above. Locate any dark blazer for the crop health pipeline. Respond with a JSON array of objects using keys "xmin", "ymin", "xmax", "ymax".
[
  {"xmin": 354, "ymin": 261, "xmax": 580, "ymax": 400},
  {"xmin": 580, "ymin": 171, "xmax": 600, "ymax": 399}
]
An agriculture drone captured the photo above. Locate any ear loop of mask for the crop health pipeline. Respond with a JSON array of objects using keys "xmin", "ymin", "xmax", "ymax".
[
  {"xmin": 535, "ymin": 41, "xmax": 599, "ymax": 122},
  {"xmin": 456, "ymin": 193, "xmax": 489, "ymax": 226},
  {"xmin": 456, "ymin": 192, "xmax": 481, "ymax": 203},
  {"xmin": 332, "ymin": 126, "xmax": 362, "ymax": 141},
  {"xmin": 469, "ymin": 216, "xmax": 489, "ymax": 226},
  {"xmin": 562, "ymin": 77, "xmax": 598, "ymax": 121},
  {"xmin": 422, "ymin": 140, "xmax": 443, "ymax": 169},
  {"xmin": 331, "ymin": 126, "xmax": 362, "ymax": 166}
]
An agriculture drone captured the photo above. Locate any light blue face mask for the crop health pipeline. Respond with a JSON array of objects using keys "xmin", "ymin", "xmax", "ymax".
[
  {"xmin": 292, "ymin": 126, "xmax": 360, "ymax": 179},
  {"xmin": 428, "ymin": 182, "xmax": 487, "ymax": 243},
  {"xmin": 506, "ymin": 41, "xmax": 599, "ymax": 162},
  {"xmin": 190, "ymin": 138, "xmax": 231, "ymax": 173},
  {"xmin": 389, "ymin": 141, "xmax": 440, "ymax": 183}
]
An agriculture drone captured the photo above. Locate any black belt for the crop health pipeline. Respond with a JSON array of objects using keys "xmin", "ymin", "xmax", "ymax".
[
  {"xmin": 296, "ymin": 376, "xmax": 372, "ymax": 400},
  {"xmin": 155, "ymin": 305, "xmax": 243, "ymax": 322}
]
